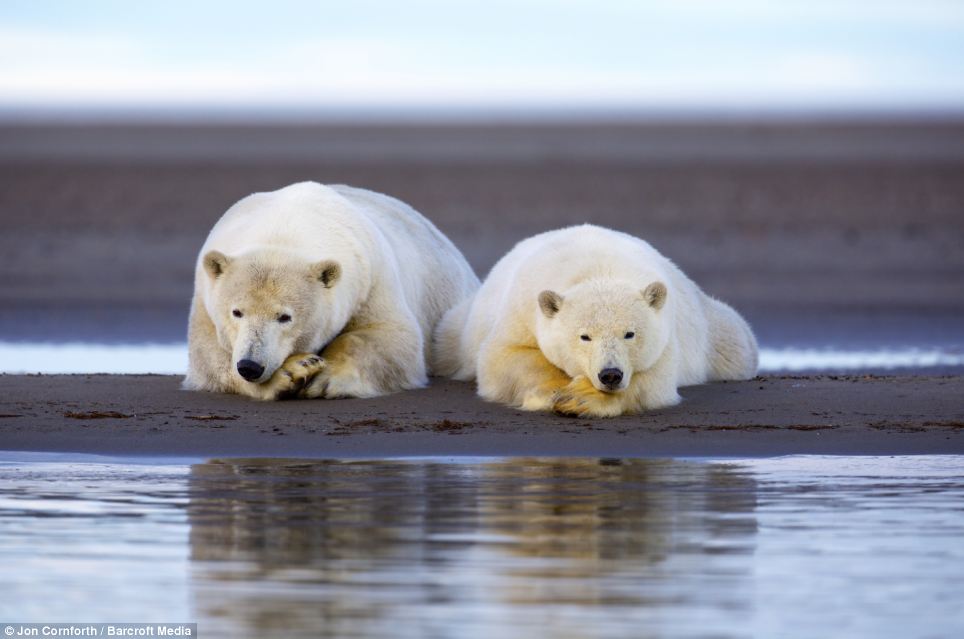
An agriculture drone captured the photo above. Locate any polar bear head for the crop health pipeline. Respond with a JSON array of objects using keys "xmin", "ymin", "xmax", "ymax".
[
  {"xmin": 202, "ymin": 248, "xmax": 343, "ymax": 384},
  {"xmin": 535, "ymin": 278, "xmax": 670, "ymax": 393}
]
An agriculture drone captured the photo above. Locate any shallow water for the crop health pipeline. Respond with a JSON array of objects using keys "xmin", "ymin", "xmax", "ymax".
[
  {"xmin": 1, "ymin": 455, "xmax": 963, "ymax": 638},
  {"xmin": 2, "ymin": 341, "xmax": 964, "ymax": 373}
]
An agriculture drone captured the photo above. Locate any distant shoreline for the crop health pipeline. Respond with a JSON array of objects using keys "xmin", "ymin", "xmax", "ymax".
[{"xmin": 4, "ymin": 108, "xmax": 964, "ymax": 126}]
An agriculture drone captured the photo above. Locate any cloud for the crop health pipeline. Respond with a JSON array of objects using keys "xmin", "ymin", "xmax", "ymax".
[{"xmin": 1, "ymin": 1, "xmax": 963, "ymax": 111}]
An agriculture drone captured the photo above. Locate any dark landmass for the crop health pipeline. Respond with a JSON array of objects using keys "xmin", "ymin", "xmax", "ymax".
[{"xmin": 1, "ymin": 120, "xmax": 963, "ymax": 348}]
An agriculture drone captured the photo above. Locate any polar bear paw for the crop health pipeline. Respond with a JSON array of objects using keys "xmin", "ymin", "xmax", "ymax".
[
  {"xmin": 301, "ymin": 359, "xmax": 378, "ymax": 399},
  {"xmin": 551, "ymin": 376, "xmax": 625, "ymax": 418},
  {"xmin": 265, "ymin": 353, "xmax": 326, "ymax": 400}
]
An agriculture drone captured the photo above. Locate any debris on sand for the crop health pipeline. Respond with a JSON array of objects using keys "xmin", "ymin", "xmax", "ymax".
[
  {"xmin": 432, "ymin": 419, "xmax": 471, "ymax": 432},
  {"xmin": 64, "ymin": 410, "xmax": 131, "ymax": 419}
]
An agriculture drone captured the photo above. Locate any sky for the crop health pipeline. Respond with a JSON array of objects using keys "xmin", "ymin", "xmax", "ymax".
[{"xmin": 2, "ymin": 0, "xmax": 964, "ymax": 115}]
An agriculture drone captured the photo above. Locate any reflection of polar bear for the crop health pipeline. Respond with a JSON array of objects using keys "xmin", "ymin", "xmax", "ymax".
[
  {"xmin": 434, "ymin": 224, "xmax": 758, "ymax": 417},
  {"xmin": 184, "ymin": 182, "xmax": 479, "ymax": 400},
  {"xmin": 185, "ymin": 458, "xmax": 759, "ymax": 638}
]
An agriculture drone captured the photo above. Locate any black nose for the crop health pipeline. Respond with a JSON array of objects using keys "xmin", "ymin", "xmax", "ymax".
[
  {"xmin": 598, "ymin": 368, "xmax": 623, "ymax": 388},
  {"xmin": 236, "ymin": 359, "xmax": 265, "ymax": 381}
]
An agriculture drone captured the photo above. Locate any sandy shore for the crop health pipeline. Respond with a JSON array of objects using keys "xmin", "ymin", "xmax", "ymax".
[{"xmin": 1, "ymin": 374, "xmax": 961, "ymax": 458}]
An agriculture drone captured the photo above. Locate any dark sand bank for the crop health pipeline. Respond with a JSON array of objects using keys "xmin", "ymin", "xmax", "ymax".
[{"xmin": 1, "ymin": 375, "xmax": 961, "ymax": 458}]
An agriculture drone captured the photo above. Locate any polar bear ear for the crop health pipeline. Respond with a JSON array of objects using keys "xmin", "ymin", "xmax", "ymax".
[
  {"xmin": 203, "ymin": 251, "xmax": 231, "ymax": 279},
  {"xmin": 642, "ymin": 281, "xmax": 668, "ymax": 310},
  {"xmin": 313, "ymin": 260, "xmax": 342, "ymax": 288},
  {"xmin": 538, "ymin": 290, "xmax": 564, "ymax": 318}
]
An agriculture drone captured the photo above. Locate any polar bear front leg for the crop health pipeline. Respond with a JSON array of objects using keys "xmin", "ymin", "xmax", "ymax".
[
  {"xmin": 301, "ymin": 322, "xmax": 427, "ymax": 399},
  {"xmin": 552, "ymin": 358, "xmax": 681, "ymax": 417},
  {"xmin": 477, "ymin": 342, "xmax": 572, "ymax": 411},
  {"xmin": 241, "ymin": 353, "xmax": 326, "ymax": 401},
  {"xmin": 631, "ymin": 370, "xmax": 682, "ymax": 411},
  {"xmin": 184, "ymin": 299, "xmax": 237, "ymax": 393},
  {"xmin": 551, "ymin": 376, "xmax": 628, "ymax": 418},
  {"xmin": 630, "ymin": 345, "xmax": 683, "ymax": 411}
]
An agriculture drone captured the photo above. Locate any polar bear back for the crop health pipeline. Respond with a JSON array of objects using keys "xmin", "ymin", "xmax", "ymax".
[
  {"xmin": 471, "ymin": 225, "xmax": 703, "ymax": 337},
  {"xmin": 330, "ymin": 184, "xmax": 479, "ymax": 332},
  {"xmin": 446, "ymin": 224, "xmax": 754, "ymax": 385},
  {"xmin": 197, "ymin": 181, "xmax": 478, "ymax": 343}
]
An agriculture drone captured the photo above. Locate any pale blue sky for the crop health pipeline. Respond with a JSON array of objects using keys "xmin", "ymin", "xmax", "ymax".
[{"xmin": 2, "ymin": 0, "xmax": 963, "ymax": 113}]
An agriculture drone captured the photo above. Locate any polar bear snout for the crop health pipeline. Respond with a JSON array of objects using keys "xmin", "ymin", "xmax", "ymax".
[
  {"xmin": 236, "ymin": 359, "xmax": 266, "ymax": 382},
  {"xmin": 598, "ymin": 367, "xmax": 624, "ymax": 390}
]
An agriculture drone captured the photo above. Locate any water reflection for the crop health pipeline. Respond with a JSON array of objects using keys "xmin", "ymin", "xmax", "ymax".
[
  {"xmin": 4, "ymin": 456, "xmax": 962, "ymax": 637},
  {"xmin": 187, "ymin": 458, "xmax": 758, "ymax": 638}
]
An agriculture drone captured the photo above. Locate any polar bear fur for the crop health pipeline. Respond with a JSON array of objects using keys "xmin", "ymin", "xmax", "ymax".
[
  {"xmin": 185, "ymin": 182, "xmax": 479, "ymax": 400},
  {"xmin": 433, "ymin": 224, "xmax": 757, "ymax": 417}
]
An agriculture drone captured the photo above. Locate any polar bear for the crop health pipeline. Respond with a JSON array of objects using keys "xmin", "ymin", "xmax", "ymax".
[
  {"xmin": 184, "ymin": 182, "xmax": 479, "ymax": 400},
  {"xmin": 433, "ymin": 224, "xmax": 757, "ymax": 417}
]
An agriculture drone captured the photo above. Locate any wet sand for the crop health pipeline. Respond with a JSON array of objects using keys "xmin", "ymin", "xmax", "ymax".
[{"xmin": 1, "ymin": 374, "xmax": 961, "ymax": 458}]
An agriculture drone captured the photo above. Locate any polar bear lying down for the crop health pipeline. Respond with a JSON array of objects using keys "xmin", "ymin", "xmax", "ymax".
[
  {"xmin": 433, "ymin": 224, "xmax": 758, "ymax": 417},
  {"xmin": 184, "ymin": 182, "xmax": 479, "ymax": 400}
]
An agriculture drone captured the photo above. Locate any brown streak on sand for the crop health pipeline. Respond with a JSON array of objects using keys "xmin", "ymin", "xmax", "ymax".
[
  {"xmin": 660, "ymin": 425, "xmax": 781, "ymax": 432},
  {"xmin": 349, "ymin": 418, "xmax": 383, "ymax": 428},
  {"xmin": 64, "ymin": 410, "xmax": 132, "ymax": 419},
  {"xmin": 325, "ymin": 418, "xmax": 481, "ymax": 435},
  {"xmin": 695, "ymin": 424, "xmax": 839, "ymax": 432},
  {"xmin": 869, "ymin": 419, "xmax": 964, "ymax": 433},
  {"xmin": 923, "ymin": 421, "xmax": 964, "ymax": 429},
  {"xmin": 431, "ymin": 419, "xmax": 473, "ymax": 433}
]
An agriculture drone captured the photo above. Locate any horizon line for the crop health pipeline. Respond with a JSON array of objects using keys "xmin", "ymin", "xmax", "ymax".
[{"xmin": 3, "ymin": 103, "xmax": 964, "ymax": 126}]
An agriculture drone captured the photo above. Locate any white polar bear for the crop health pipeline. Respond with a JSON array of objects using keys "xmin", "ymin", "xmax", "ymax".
[
  {"xmin": 433, "ymin": 224, "xmax": 758, "ymax": 417},
  {"xmin": 184, "ymin": 182, "xmax": 479, "ymax": 400}
]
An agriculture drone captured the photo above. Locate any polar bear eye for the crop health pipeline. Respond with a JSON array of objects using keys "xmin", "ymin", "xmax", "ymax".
[
  {"xmin": 232, "ymin": 309, "xmax": 243, "ymax": 318},
  {"xmin": 278, "ymin": 313, "xmax": 292, "ymax": 323},
  {"xmin": 625, "ymin": 331, "xmax": 635, "ymax": 339},
  {"xmin": 580, "ymin": 334, "xmax": 591, "ymax": 342}
]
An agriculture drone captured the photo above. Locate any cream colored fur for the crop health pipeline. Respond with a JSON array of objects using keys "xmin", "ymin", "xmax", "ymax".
[
  {"xmin": 433, "ymin": 224, "xmax": 758, "ymax": 417},
  {"xmin": 185, "ymin": 182, "xmax": 479, "ymax": 400}
]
